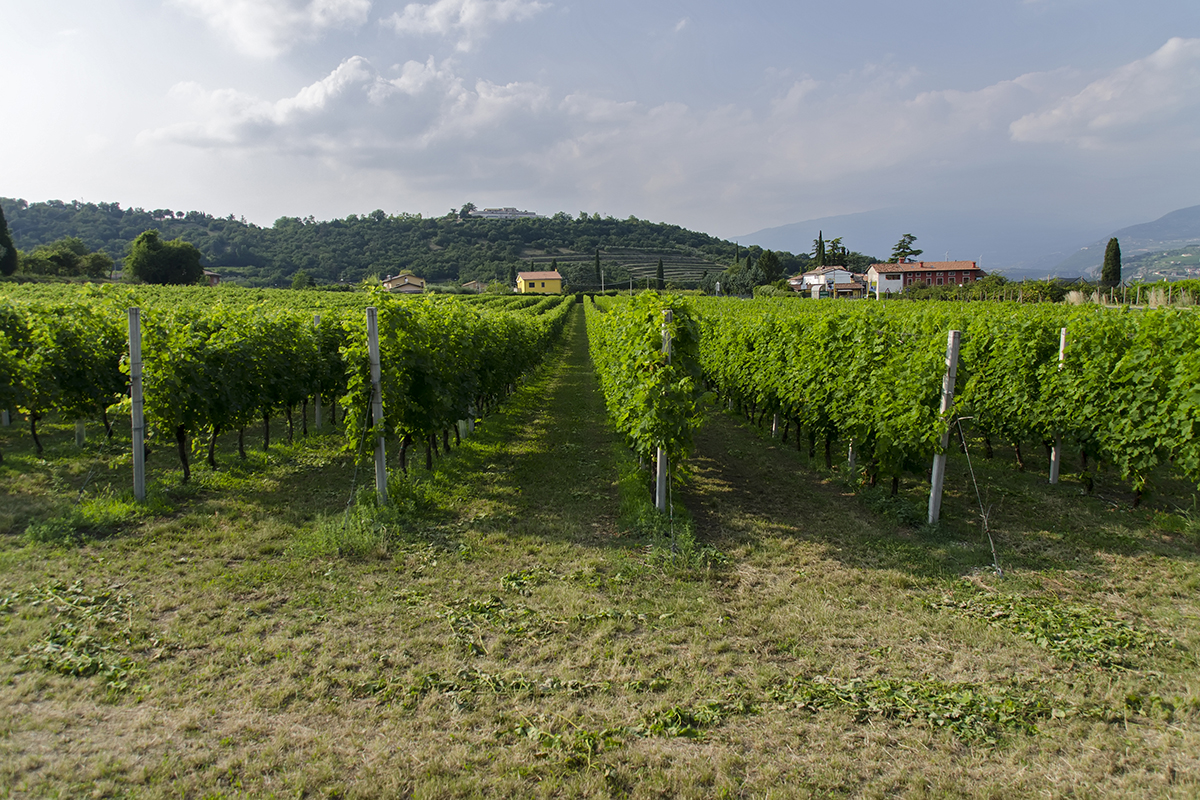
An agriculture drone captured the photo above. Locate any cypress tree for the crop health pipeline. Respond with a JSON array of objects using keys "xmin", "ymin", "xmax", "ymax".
[
  {"xmin": 594, "ymin": 249, "xmax": 601, "ymax": 285},
  {"xmin": 813, "ymin": 231, "xmax": 825, "ymax": 268},
  {"xmin": 0, "ymin": 203, "xmax": 17, "ymax": 277},
  {"xmin": 1101, "ymin": 237, "xmax": 1121, "ymax": 288},
  {"xmin": 656, "ymin": 258, "xmax": 664, "ymax": 290}
]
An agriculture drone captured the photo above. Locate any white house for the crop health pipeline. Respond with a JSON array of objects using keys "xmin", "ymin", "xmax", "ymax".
[{"xmin": 788, "ymin": 266, "xmax": 856, "ymax": 295}]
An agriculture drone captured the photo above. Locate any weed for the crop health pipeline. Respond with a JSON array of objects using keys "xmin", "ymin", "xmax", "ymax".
[
  {"xmin": 770, "ymin": 675, "xmax": 1050, "ymax": 745},
  {"xmin": 13, "ymin": 580, "xmax": 141, "ymax": 693},
  {"xmin": 929, "ymin": 582, "xmax": 1177, "ymax": 668}
]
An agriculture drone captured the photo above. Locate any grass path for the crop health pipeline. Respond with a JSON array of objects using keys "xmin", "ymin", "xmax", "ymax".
[{"xmin": 1, "ymin": 305, "xmax": 1199, "ymax": 797}]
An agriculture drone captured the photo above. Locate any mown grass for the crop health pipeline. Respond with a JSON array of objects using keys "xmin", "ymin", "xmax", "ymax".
[{"xmin": 1, "ymin": 305, "xmax": 1198, "ymax": 798}]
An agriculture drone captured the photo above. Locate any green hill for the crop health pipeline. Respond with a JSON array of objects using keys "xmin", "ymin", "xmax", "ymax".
[{"xmin": 1, "ymin": 198, "xmax": 805, "ymax": 289}]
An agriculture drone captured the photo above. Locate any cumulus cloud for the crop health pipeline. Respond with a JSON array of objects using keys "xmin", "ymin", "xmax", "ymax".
[
  {"xmin": 140, "ymin": 55, "xmax": 555, "ymax": 165},
  {"xmin": 138, "ymin": 37, "xmax": 1200, "ymax": 232},
  {"xmin": 171, "ymin": 0, "xmax": 371, "ymax": 58},
  {"xmin": 381, "ymin": 0, "xmax": 549, "ymax": 52},
  {"xmin": 1010, "ymin": 37, "xmax": 1200, "ymax": 148}
]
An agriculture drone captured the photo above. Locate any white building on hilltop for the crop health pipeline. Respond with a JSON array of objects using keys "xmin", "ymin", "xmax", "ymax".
[{"xmin": 470, "ymin": 207, "xmax": 541, "ymax": 219}]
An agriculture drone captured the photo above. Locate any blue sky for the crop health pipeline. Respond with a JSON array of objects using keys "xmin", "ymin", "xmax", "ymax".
[{"xmin": 3, "ymin": 0, "xmax": 1198, "ymax": 242}]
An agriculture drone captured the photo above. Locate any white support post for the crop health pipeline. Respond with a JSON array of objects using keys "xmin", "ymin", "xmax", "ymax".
[
  {"xmin": 366, "ymin": 307, "xmax": 388, "ymax": 505},
  {"xmin": 75, "ymin": 420, "xmax": 86, "ymax": 447},
  {"xmin": 2, "ymin": 410, "xmax": 9, "ymax": 427},
  {"xmin": 848, "ymin": 439, "xmax": 856, "ymax": 474},
  {"xmin": 771, "ymin": 413, "xmax": 780, "ymax": 437},
  {"xmin": 129, "ymin": 308, "xmax": 146, "ymax": 503},
  {"xmin": 655, "ymin": 309, "xmax": 673, "ymax": 513},
  {"xmin": 313, "ymin": 315, "xmax": 323, "ymax": 432},
  {"xmin": 1049, "ymin": 327, "xmax": 1067, "ymax": 484},
  {"xmin": 927, "ymin": 330, "xmax": 962, "ymax": 525}
]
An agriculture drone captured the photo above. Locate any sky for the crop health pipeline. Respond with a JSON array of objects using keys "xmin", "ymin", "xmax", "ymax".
[{"xmin": 3, "ymin": 0, "xmax": 1198, "ymax": 244}]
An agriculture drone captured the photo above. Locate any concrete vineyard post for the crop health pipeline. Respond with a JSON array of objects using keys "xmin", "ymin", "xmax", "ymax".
[
  {"xmin": 313, "ymin": 315, "xmax": 322, "ymax": 432},
  {"xmin": 655, "ymin": 309, "xmax": 672, "ymax": 513},
  {"xmin": 366, "ymin": 307, "xmax": 388, "ymax": 505},
  {"xmin": 129, "ymin": 308, "xmax": 146, "ymax": 503},
  {"xmin": 927, "ymin": 330, "xmax": 961, "ymax": 525},
  {"xmin": 1049, "ymin": 327, "xmax": 1067, "ymax": 485},
  {"xmin": 75, "ymin": 420, "xmax": 85, "ymax": 447}
]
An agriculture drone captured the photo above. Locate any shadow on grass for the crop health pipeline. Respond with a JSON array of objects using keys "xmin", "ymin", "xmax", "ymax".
[{"xmin": 678, "ymin": 409, "xmax": 1200, "ymax": 582}]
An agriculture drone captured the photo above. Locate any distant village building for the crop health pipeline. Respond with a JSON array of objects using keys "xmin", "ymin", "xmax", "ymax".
[
  {"xmin": 461, "ymin": 280, "xmax": 487, "ymax": 293},
  {"xmin": 866, "ymin": 261, "xmax": 984, "ymax": 296},
  {"xmin": 517, "ymin": 270, "xmax": 563, "ymax": 294},
  {"xmin": 787, "ymin": 266, "xmax": 867, "ymax": 298},
  {"xmin": 470, "ymin": 207, "xmax": 541, "ymax": 220},
  {"xmin": 382, "ymin": 273, "xmax": 425, "ymax": 293},
  {"xmin": 789, "ymin": 266, "xmax": 856, "ymax": 293},
  {"xmin": 203, "ymin": 269, "xmax": 221, "ymax": 287}
]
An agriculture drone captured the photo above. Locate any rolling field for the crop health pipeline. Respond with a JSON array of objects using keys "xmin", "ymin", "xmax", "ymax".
[{"xmin": 1, "ymin": 306, "xmax": 1199, "ymax": 798}]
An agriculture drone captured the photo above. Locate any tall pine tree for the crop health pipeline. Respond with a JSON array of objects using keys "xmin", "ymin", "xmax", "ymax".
[
  {"xmin": 656, "ymin": 258, "xmax": 664, "ymax": 290},
  {"xmin": 1101, "ymin": 238, "xmax": 1121, "ymax": 288},
  {"xmin": 813, "ymin": 231, "xmax": 825, "ymax": 268},
  {"xmin": 0, "ymin": 202, "xmax": 17, "ymax": 277}
]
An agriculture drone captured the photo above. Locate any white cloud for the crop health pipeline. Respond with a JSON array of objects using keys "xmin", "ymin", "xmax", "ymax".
[
  {"xmin": 381, "ymin": 0, "xmax": 548, "ymax": 52},
  {"xmin": 136, "ymin": 38, "xmax": 1200, "ymax": 235},
  {"xmin": 140, "ymin": 55, "xmax": 554, "ymax": 162},
  {"xmin": 171, "ymin": 0, "xmax": 372, "ymax": 58},
  {"xmin": 673, "ymin": 18, "xmax": 688, "ymax": 33},
  {"xmin": 1010, "ymin": 37, "xmax": 1200, "ymax": 148}
]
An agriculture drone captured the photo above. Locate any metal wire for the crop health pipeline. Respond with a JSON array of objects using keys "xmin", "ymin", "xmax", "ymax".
[{"xmin": 954, "ymin": 416, "xmax": 1003, "ymax": 576}]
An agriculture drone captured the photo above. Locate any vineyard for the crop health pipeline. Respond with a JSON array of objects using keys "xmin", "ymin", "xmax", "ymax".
[{"xmin": 1, "ymin": 287, "xmax": 1199, "ymax": 797}]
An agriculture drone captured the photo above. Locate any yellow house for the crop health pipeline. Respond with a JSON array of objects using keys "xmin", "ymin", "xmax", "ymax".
[{"xmin": 517, "ymin": 270, "xmax": 563, "ymax": 294}]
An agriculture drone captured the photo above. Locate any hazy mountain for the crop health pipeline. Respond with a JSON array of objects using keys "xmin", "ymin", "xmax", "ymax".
[
  {"xmin": 736, "ymin": 207, "xmax": 1117, "ymax": 278},
  {"xmin": 1052, "ymin": 205, "xmax": 1200, "ymax": 277}
]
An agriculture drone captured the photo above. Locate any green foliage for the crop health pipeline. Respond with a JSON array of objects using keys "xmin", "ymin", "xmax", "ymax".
[
  {"xmin": 18, "ymin": 237, "xmax": 112, "ymax": 278},
  {"xmin": 1102, "ymin": 237, "xmax": 1122, "ymax": 288},
  {"xmin": 14, "ymin": 580, "xmax": 141, "ymax": 693},
  {"xmin": 891, "ymin": 233, "xmax": 923, "ymax": 263},
  {"xmin": 0, "ymin": 202, "xmax": 20, "ymax": 276},
  {"xmin": 291, "ymin": 269, "xmax": 316, "ymax": 290},
  {"xmin": 586, "ymin": 295, "xmax": 707, "ymax": 468},
  {"xmin": 3, "ymin": 197, "xmax": 762, "ymax": 289},
  {"xmin": 125, "ymin": 229, "xmax": 204, "ymax": 285},
  {"xmin": 930, "ymin": 584, "xmax": 1175, "ymax": 667},
  {"xmin": 770, "ymin": 675, "xmax": 1050, "ymax": 744},
  {"xmin": 757, "ymin": 249, "xmax": 782, "ymax": 282}
]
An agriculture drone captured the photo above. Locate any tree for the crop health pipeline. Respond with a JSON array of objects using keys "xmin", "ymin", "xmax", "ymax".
[
  {"xmin": 757, "ymin": 250, "xmax": 782, "ymax": 282},
  {"xmin": 594, "ymin": 249, "xmax": 601, "ymax": 285},
  {"xmin": 459, "ymin": 202, "xmax": 476, "ymax": 220},
  {"xmin": 891, "ymin": 233, "xmax": 922, "ymax": 263},
  {"xmin": 812, "ymin": 231, "xmax": 825, "ymax": 268},
  {"xmin": 508, "ymin": 262, "xmax": 517, "ymax": 285},
  {"xmin": 19, "ymin": 237, "xmax": 112, "ymax": 278},
  {"xmin": 656, "ymin": 258, "xmax": 665, "ymax": 290},
  {"xmin": 126, "ymin": 229, "xmax": 204, "ymax": 285},
  {"xmin": 291, "ymin": 269, "xmax": 316, "ymax": 290},
  {"xmin": 1101, "ymin": 238, "xmax": 1121, "ymax": 288},
  {"xmin": 0, "ymin": 203, "xmax": 16, "ymax": 276}
]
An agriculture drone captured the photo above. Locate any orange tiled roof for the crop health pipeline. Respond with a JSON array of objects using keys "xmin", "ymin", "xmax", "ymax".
[{"xmin": 871, "ymin": 261, "xmax": 979, "ymax": 273}]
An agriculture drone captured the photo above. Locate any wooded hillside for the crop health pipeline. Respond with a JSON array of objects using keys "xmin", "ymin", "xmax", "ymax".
[{"xmin": 2, "ymin": 198, "xmax": 808, "ymax": 289}]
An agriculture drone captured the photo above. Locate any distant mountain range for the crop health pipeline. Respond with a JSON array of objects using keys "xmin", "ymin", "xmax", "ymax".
[
  {"xmin": 737, "ymin": 204, "xmax": 1200, "ymax": 279},
  {"xmin": 1051, "ymin": 205, "xmax": 1200, "ymax": 278}
]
